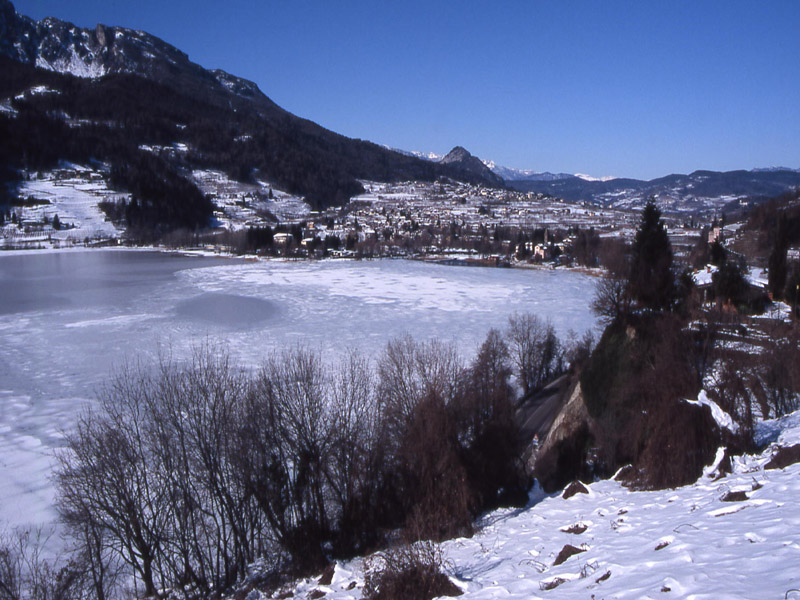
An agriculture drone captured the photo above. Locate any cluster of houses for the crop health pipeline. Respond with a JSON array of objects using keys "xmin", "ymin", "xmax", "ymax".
[{"xmin": 255, "ymin": 181, "xmax": 716, "ymax": 265}]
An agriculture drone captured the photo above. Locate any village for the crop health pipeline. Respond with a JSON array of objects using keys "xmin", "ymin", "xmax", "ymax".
[{"xmin": 198, "ymin": 176, "xmax": 716, "ymax": 268}]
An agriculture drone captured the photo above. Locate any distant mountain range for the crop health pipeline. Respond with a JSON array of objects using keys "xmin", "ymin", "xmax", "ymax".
[
  {"xmin": 501, "ymin": 167, "xmax": 800, "ymax": 213},
  {"xmin": 402, "ymin": 146, "xmax": 800, "ymax": 212}
]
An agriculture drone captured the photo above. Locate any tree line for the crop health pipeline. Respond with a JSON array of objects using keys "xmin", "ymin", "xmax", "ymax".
[{"xmin": 1, "ymin": 315, "xmax": 583, "ymax": 599}]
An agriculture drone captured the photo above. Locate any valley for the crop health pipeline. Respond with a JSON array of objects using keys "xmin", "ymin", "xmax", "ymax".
[{"xmin": 1, "ymin": 1, "xmax": 799, "ymax": 599}]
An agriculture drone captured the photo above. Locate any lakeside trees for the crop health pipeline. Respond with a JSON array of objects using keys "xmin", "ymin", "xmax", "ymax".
[{"xmin": 29, "ymin": 318, "xmax": 566, "ymax": 599}]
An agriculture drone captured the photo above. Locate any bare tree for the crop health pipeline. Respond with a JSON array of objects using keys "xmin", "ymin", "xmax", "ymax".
[
  {"xmin": 241, "ymin": 347, "xmax": 335, "ymax": 573},
  {"xmin": 591, "ymin": 274, "xmax": 631, "ymax": 323},
  {"xmin": 506, "ymin": 313, "xmax": 564, "ymax": 395},
  {"xmin": 755, "ymin": 324, "xmax": 800, "ymax": 417},
  {"xmin": 327, "ymin": 351, "xmax": 385, "ymax": 553},
  {"xmin": 55, "ymin": 349, "xmax": 265, "ymax": 598},
  {"xmin": 377, "ymin": 337, "xmax": 463, "ymax": 443},
  {"xmin": 54, "ymin": 365, "xmax": 171, "ymax": 598},
  {"xmin": 0, "ymin": 527, "xmax": 89, "ymax": 600}
]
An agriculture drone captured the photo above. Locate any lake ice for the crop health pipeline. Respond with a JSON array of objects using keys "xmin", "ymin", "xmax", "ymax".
[{"xmin": 0, "ymin": 250, "xmax": 599, "ymax": 529}]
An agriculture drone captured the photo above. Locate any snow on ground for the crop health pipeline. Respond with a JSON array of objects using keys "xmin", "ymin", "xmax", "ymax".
[
  {"xmin": 36, "ymin": 54, "xmax": 106, "ymax": 79},
  {"xmin": 692, "ymin": 265, "xmax": 717, "ymax": 287},
  {"xmin": 687, "ymin": 390, "xmax": 738, "ymax": 433},
  {"xmin": 0, "ymin": 99, "xmax": 18, "ymax": 115},
  {"xmin": 274, "ymin": 411, "xmax": 800, "ymax": 600},
  {"xmin": 756, "ymin": 301, "xmax": 793, "ymax": 321},
  {"xmin": 191, "ymin": 169, "xmax": 310, "ymax": 227},
  {"xmin": 4, "ymin": 165, "xmax": 125, "ymax": 247},
  {"xmin": 746, "ymin": 266, "xmax": 769, "ymax": 289}
]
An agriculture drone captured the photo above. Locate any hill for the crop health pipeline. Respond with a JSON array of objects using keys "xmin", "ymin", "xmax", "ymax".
[{"xmin": 503, "ymin": 167, "xmax": 800, "ymax": 214}]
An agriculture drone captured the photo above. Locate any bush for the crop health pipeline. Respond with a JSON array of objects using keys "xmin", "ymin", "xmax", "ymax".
[
  {"xmin": 362, "ymin": 541, "xmax": 462, "ymax": 600},
  {"xmin": 630, "ymin": 398, "xmax": 720, "ymax": 489},
  {"xmin": 577, "ymin": 313, "xmax": 720, "ymax": 489},
  {"xmin": 52, "ymin": 331, "xmax": 535, "ymax": 598},
  {"xmin": 0, "ymin": 527, "xmax": 91, "ymax": 600}
]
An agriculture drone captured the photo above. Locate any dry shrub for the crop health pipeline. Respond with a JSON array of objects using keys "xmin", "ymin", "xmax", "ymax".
[
  {"xmin": 631, "ymin": 399, "xmax": 720, "ymax": 490},
  {"xmin": 362, "ymin": 541, "xmax": 462, "ymax": 600},
  {"xmin": 397, "ymin": 395, "xmax": 474, "ymax": 542},
  {"xmin": 539, "ymin": 577, "xmax": 567, "ymax": 591}
]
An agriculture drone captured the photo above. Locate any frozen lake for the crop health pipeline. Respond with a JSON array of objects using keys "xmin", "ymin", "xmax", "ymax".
[{"xmin": 0, "ymin": 250, "xmax": 599, "ymax": 529}]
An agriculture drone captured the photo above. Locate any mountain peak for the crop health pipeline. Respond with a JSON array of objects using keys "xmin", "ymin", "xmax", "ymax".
[
  {"xmin": 441, "ymin": 146, "xmax": 472, "ymax": 163},
  {"xmin": 440, "ymin": 146, "xmax": 504, "ymax": 186}
]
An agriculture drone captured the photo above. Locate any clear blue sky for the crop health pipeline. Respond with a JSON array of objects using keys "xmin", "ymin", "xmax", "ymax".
[{"xmin": 12, "ymin": 0, "xmax": 800, "ymax": 179}]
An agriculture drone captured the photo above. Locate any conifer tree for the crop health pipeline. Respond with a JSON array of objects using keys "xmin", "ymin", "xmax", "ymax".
[
  {"xmin": 768, "ymin": 213, "xmax": 788, "ymax": 299},
  {"xmin": 628, "ymin": 199, "xmax": 675, "ymax": 311}
]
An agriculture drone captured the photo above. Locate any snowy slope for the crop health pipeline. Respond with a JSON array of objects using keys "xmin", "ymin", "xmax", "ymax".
[
  {"xmin": 270, "ymin": 412, "xmax": 800, "ymax": 600},
  {"xmin": 2, "ymin": 165, "xmax": 125, "ymax": 248},
  {"xmin": 191, "ymin": 169, "xmax": 310, "ymax": 227}
]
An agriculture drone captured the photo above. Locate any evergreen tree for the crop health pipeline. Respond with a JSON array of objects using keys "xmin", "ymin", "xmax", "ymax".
[
  {"xmin": 709, "ymin": 239, "xmax": 727, "ymax": 266},
  {"xmin": 712, "ymin": 257, "xmax": 749, "ymax": 307},
  {"xmin": 768, "ymin": 213, "xmax": 788, "ymax": 299},
  {"xmin": 628, "ymin": 199, "xmax": 675, "ymax": 311}
]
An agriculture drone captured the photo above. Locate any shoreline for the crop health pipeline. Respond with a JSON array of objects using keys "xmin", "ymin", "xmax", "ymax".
[{"xmin": 1, "ymin": 242, "xmax": 607, "ymax": 277}]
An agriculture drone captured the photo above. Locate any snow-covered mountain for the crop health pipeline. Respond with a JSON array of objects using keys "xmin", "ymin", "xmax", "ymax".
[
  {"xmin": 574, "ymin": 172, "xmax": 616, "ymax": 183},
  {"xmin": 506, "ymin": 166, "xmax": 800, "ymax": 213},
  {"xmin": 484, "ymin": 156, "xmax": 800, "ymax": 213},
  {"xmin": 482, "ymin": 160, "xmax": 577, "ymax": 182},
  {"xmin": 752, "ymin": 166, "xmax": 800, "ymax": 173},
  {"xmin": 0, "ymin": 0, "xmax": 283, "ymax": 114},
  {"xmin": 389, "ymin": 148, "xmax": 445, "ymax": 162}
]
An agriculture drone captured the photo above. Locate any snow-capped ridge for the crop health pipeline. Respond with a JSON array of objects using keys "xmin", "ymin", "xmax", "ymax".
[
  {"xmin": 482, "ymin": 159, "xmax": 577, "ymax": 182},
  {"xmin": 387, "ymin": 147, "xmax": 444, "ymax": 162},
  {"xmin": 574, "ymin": 172, "xmax": 616, "ymax": 182},
  {"xmin": 751, "ymin": 166, "xmax": 800, "ymax": 173}
]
